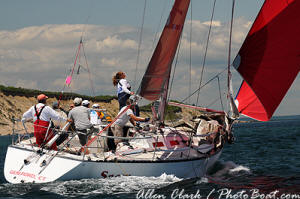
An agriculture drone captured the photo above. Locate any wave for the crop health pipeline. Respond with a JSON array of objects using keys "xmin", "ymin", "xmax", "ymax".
[
  {"xmin": 229, "ymin": 165, "xmax": 251, "ymax": 174},
  {"xmin": 0, "ymin": 174, "xmax": 181, "ymax": 198},
  {"xmin": 209, "ymin": 160, "xmax": 251, "ymax": 178},
  {"xmin": 39, "ymin": 174, "xmax": 181, "ymax": 198}
]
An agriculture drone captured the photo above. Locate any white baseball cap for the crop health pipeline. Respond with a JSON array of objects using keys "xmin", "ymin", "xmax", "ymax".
[
  {"xmin": 73, "ymin": 97, "xmax": 82, "ymax": 105},
  {"xmin": 92, "ymin": 104, "xmax": 100, "ymax": 108},
  {"xmin": 82, "ymin": 100, "xmax": 90, "ymax": 106}
]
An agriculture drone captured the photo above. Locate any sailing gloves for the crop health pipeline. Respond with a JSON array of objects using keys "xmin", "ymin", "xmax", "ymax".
[{"xmin": 144, "ymin": 117, "xmax": 150, "ymax": 122}]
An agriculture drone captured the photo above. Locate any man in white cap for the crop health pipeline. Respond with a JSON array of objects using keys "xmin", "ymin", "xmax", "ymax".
[
  {"xmin": 92, "ymin": 104, "xmax": 99, "ymax": 109},
  {"xmin": 67, "ymin": 98, "xmax": 96, "ymax": 151},
  {"xmin": 82, "ymin": 100, "xmax": 90, "ymax": 108},
  {"xmin": 22, "ymin": 94, "xmax": 66, "ymax": 150}
]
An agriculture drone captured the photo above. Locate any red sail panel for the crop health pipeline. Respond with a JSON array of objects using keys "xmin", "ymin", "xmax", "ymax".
[
  {"xmin": 138, "ymin": 0, "xmax": 190, "ymax": 101},
  {"xmin": 234, "ymin": 0, "xmax": 300, "ymax": 121},
  {"xmin": 235, "ymin": 81, "xmax": 269, "ymax": 121}
]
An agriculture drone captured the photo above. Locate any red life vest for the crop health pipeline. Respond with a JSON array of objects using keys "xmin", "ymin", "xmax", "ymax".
[{"xmin": 33, "ymin": 105, "xmax": 57, "ymax": 150}]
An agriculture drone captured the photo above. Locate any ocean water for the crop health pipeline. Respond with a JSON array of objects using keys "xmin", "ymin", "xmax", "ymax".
[{"xmin": 0, "ymin": 115, "xmax": 299, "ymax": 199}]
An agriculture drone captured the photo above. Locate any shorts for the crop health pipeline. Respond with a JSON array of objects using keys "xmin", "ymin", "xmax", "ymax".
[
  {"xmin": 76, "ymin": 126, "xmax": 97, "ymax": 146},
  {"xmin": 111, "ymin": 124, "xmax": 123, "ymax": 144}
]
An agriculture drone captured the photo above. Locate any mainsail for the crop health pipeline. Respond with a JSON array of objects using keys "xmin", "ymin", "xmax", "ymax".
[
  {"xmin": 233, "ymin": 0, "xmax": 300, "ymax": 121},
  {"xmin": 138, "ymin": 0, "xmax": 190, "ymax": 102}
]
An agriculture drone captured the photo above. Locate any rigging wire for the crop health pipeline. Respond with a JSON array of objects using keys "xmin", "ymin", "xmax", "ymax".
[
  {"xmin": 181, "ymin": 68, "xmax": 227, "ymax": 104},
  {"xmin": 166, "ymin": 0, "xmax": 190, "ymax": 125},
  {"xmin": 168, "ymin": 34, "xmax": 183, "ymax": 102},
  {"xmin": 133, "ymin": 0, "xmax": 147, "ymax": 91},
  {"xmin": 60, "ymin": 15, "xmax": 92, "ymax": 101},
  {"xmin": 70, "ymin": 41, "xmax": 82, "ymax": 84},
  {"xmin": 135, "ymin": 1, "xmax": 168, "ymax": 95},
  {"xmin": 190, "ymin": 75, "xmax": 226, "ymax": 112},
  {"xmin": 217, "ymin": 76, "xmax": 225, "ymax": 111},
  {"xmin": 195, "ymin": 0, "xmax": 217, "ymax": 107},
  {"xmin": 188, "ymin": 0, "xmax": 193, "ymax": 105},
  {"xmin": 58, "ymin": 41, "xmax": 82, "ymax": 104},
  {"xmin": 81, "ymin": 41, "xmax": 96, "ymax": 97},
  {"xmin": 206, "ymin": 95, "xmax": 222, "ymax": 109},
  {"xmin": 227, "ymin": 0, "xmax": 235, "ymax": 87},
  {"xmin": 79, "ymin": 15, "xmax": 96, "ymax": 97},
  {"xmin": 188, "ymin": 1, "xmax": 196, "ymax": 159},
  {"xmin": 166, "ymin": 34, "xmax": 183, "ymax": 127},
  {"xmin": 227, "ymin": 0, "xmax": 236, "ymax": 115},
  {"xmin": 151, "ymin": 0, "xmax": 168, "ymax": 51},
  {"xmin": 67, "ymin": 15, "xmax": 91, "ymax": 87}
]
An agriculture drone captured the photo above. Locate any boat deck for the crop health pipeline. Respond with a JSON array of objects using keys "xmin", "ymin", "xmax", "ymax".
[{"xmin": 16, "ymin": 126, "xmax": 219, "ymax": 163}]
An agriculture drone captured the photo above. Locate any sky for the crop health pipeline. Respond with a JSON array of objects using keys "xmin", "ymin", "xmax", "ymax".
[{"xmin": 0, "ymin": 0, "xmax": 299, "ymax": 116}]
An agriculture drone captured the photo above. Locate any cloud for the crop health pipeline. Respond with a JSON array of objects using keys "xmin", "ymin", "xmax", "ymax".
[
  {"xmin": 202, "ymin": 20, "xmax": 221, "ymax": 27},
  {"xmin": 0, "ymin": 18, "xmax": 299, "ymax": 116},
  {"xmin": 96, "ymin": 35, "xmax": 137, "ymax": 51},
  {"xmin": 101, "ymin": 57, "xmax": 120, "ymax": 67}
]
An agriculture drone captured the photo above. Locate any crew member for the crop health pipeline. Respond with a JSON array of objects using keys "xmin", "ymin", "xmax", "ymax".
[
  {"xmin": 52, "ymin": 101, "xmax": 68, "ymax": 146},
  {"xmin": 112, "ymin": 98, "xmax": 150, "ymax": 147},
  {"xmin": 82, "ymin": 100, "xmax": 90, "ymax": 108},
  {"xmin": 112, "ymin": 71, "xmax": 134, "ymax": 110},
  {"xmin": 22, "ymin": 94, "xmax": 66, "ymax": 150},
  {"xmin": 52, "ymin": 101, "xmax": 67, "ymax": 129},
  {"xmin": 90, "ymin": 104, "xmax": 102, "ymax": 125},
  {"xmin": 67, "ymin": 98, "xmax": 97, "ymax": 153}
]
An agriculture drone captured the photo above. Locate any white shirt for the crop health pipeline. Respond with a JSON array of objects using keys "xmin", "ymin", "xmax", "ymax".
[
  {"xmin": 90, "ymin": 110, "xmax": 101, "ymax": 125},
  {"xmin": 115, "ymin": 106, "xmax": 134, "ymax": 126},
  {"xmin": 22, "ymin": 103, "xmax": 66, "ymax": 122},
  {"xmin": 117, "ymin": 79, "xmax": 131, "ymax": 95}
]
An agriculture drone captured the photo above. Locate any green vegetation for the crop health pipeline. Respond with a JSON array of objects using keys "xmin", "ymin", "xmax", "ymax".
[
  {"xmin": 0, "ymin": 85, "xmax": 183, "ymax": 119},
  {"xmin": 139, "ymin": 101, "xmax": 181, "ymax": 113},
  {"xmin": 0, "ymin": 85, "xmax": 117, "ymax": 102},
  {"xmin": 139, "ymin": 100, "xmax": 182, "ymax": 120}
]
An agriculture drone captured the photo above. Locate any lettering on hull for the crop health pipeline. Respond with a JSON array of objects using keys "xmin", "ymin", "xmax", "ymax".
[
  {"xmin": 101, "ymin": 171, "xmax": 131, "ymax": 178},
  {"xmin": 9, "ymin": 170, "xmax": 46, "ymax": 181}
]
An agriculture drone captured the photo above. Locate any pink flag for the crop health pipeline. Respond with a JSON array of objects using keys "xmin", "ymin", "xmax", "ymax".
[{"xmin": 65, "ymin": 76, "xmax": 72, "ymax": 86}]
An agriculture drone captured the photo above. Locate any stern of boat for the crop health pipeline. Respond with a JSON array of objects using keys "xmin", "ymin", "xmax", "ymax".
[{"xmin": 4, "ymin": 144, "xmax": 82, "ymax": 184}]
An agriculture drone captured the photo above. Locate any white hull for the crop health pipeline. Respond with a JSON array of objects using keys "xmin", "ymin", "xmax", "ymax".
[{"xmin": 4, "ymin": 144, "xmax": 221, "ymax": 184}]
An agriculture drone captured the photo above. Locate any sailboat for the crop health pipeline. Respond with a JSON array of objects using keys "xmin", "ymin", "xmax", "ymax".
[{"xmin": 4, "ymin": 0, "xmax": 299, "ymax": 184}]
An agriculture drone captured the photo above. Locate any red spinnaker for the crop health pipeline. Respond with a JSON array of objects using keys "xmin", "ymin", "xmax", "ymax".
[
  {"xmin": 234, "ymin": 0, "xmax": 300, "ymax": 121},
  {"xmin": 138, "ymin": 0, "xmax": 190, "ymax": 101}
]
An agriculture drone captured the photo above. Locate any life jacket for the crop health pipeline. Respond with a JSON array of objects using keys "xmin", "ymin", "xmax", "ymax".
[
  {"xmin": 33, "ymin": 105, "xmax": 57, "ymax": 150},
  {"xmin": 97, "ymin": 111, "xmax": 112, "ymax": 123},
  {"xmin": 97, "ymin": 111, "xmax": 105, "ymax": 119},
  {"xmin": 117, "ymin": 80, "xmax": 131, "ymax": 94},
  {"xmin": 34, "ymin": 105, "xmax": 47, "ymax": 126}
]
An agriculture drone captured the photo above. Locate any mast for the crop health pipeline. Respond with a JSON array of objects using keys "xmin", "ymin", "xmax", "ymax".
[
  {"xmin": 138, "ymin": 0, "xmax": 190, "ymax": 122},
  {"xmin": 157, "ymin": 78, "xmax": 170, "ymax": 122},
  {"xmin": 227, "ymin": 0, "xmax": 239, "ymax": 119}
]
